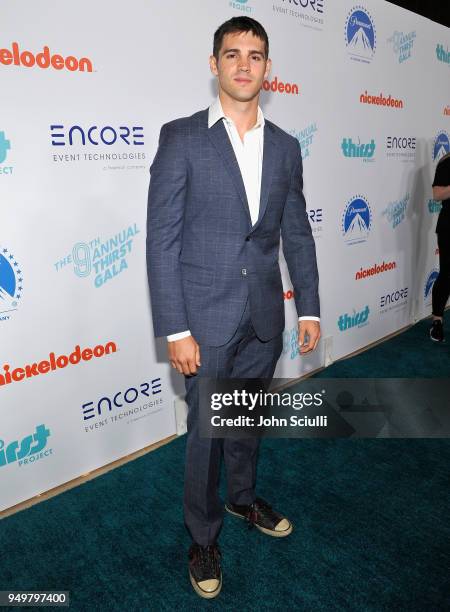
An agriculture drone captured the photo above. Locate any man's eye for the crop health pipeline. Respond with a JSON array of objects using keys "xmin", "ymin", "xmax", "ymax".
[
  {"xmin": 226, "ymin": 54, "xmax": 236, "ymax": 58},
  {"xmin": 252, "ymin": 56, "xmax": 261, "ymax": 61}
]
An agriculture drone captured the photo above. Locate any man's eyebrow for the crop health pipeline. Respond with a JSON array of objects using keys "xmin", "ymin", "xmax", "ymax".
[{"xmin": 222, "ymin": 48, "xmax": 265, "ymax": 56}]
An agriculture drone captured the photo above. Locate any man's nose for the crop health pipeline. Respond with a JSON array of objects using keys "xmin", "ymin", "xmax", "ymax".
[{"xmin": 238, "ymin": 58, "xmax": 250, "ymax": 72}]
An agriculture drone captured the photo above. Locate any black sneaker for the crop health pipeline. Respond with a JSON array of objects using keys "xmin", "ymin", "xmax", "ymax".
[
  {"xmin": 188, "ymin": 543, "xmax": 222, "ymax": 599},
  {"xmin": 430, "ymin": 319, "xmax": 444, "ymax": 342},
  {"xmin": 225, "ymin": 497, "xmax": 293, "ymax": 537}
]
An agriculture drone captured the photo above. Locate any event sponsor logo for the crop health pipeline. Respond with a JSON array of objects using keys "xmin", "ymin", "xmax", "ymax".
[
  {"xmin": 428, "ymin": 199, "xmax": 442, "ymax": 214},
  {"xmin": 0, "ymin": 425, "xmax": 52, "ymax": 469},
  {"xmin": 284, "ymin": 289, "xmax": 295, "ymax": 301},
  {"xmin": 338, "ymin": 306, "xmax": 369, "ymax": 331},
  {"xmin": 444, "ymin": 106, "xmax": 450, "ymax": 116},
  {"xmin": 54, "ymin": 223, "xmax": 139, "ymax": 288},
  {"xmin": 379, "ymin": 287, "xmax": 408, "ymax": 313},
  {"xmin": 0, "ymin": 342, "xmax": 117, "ymax": 388},
  {"xmin": 382, "ymin": 194, "xmax": 409, "ymax": 229},
  {"xmin": 273, "ymin": 0, "xmax": 324, "ymax": 30},
  {"xmin": 282, "ymin": 324, "xmax": 300, "ymax": 360},
  {"xmin": 424, "ymin": 269, "xmax": 438, "ymax": 306},
  {"xmin": 0, "ymin": 246, "xmax": 23, "ymax": 323},
  {"xmin": 436, "ymin": 44, "xmax": 450, "ymax": 66},
  {"xmin": 307, "ymin": 207, "xmax": 323, "ymax": 237},
  {"xmin": 386, "ymin": 135, "xmax": 416, "ymax": 162},
  {"xmin": 433, "ymin": 131, "xmax": 450, "ymax": 162},
  {"xmin": 229, "ymin": 0, "xmax": 253, "ymax": 13},
  {"xmin": 359, "ymin": 91, "xmax": 404, "ymax": 109},
  {"xmin": 50, "ymin": 124, "xmax": 145, "ymax": 170},
  {"xmin": 341, "ymin": 195, "xmax": 372, "ymax": 245},
  {"xmin": 387, "ymin": 30, "xmax": 416, "ymax": 63},
  {"xmin": 82, "ymin": 379, "xmax": 163, "ymax": 431},
  {"xmin": 289, "ymin": 123, "xmax": 317, "ymax": 160},
  {"xmin": 0, "ymin": 130, "xmax": 13, "ymax": 175},
  {"xmin": 262, "ymin": 76, "xmax": 299, "ymax": 95},
  {"xmin": 0, "ymin": 43, "xmax": 93, "ymax": 72},
  {"xmin": 341, "ymin": 137, "xmax": 375, "ymax": 161},
  {"xmin": 355, "ymin": 260, "xmax": 396, "ymax": 281},
  {"xmin": 345, "ymin": 6, "xmax": 376, "ymax": 63}
]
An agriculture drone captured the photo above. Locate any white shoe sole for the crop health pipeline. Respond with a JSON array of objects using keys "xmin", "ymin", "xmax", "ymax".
[
  {"xmin": 189, "ymin": 571, "xmax": 222, "ymax": 599},
  {"xmin": 225, "ymin": 504, "xmax": 293, "ymax": 537}
]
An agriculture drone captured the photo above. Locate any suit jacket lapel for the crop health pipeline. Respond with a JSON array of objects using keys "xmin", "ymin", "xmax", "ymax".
[
  {"xmin": 252, "ymin": 122, "xmax": 278, "ymax": 233},
  {"xmin": 206, "ymin": 119, "xmax": 252, "ymax": 224}
]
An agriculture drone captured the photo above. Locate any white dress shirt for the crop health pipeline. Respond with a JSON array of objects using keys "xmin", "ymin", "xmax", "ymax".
[{"xmin": 167, "ymin": 97, "xmax": 319, "ymax": 342}]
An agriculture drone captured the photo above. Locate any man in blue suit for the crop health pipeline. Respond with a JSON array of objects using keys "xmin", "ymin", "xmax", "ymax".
[{"xmin": 147, "ymin": 16, "xmax": 320, "ymax": 599}]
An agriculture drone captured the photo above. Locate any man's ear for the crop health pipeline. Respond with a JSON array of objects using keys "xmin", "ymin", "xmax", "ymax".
[
  {"xmin": 209, "ymin": 54, "xmax": 219, "ymax": 76},
  {"xmin": 264, "ymin": 58, "xmax": 272, "ymax": 80}
]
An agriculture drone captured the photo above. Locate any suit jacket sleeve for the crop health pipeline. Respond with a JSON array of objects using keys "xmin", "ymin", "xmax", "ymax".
[
  {"xmin": 281, "ymin": 140, "xmax": 320, "ymax": 318},
  {"xmin": 146, "ymin": 123, "xmax": 189, "ymax": 337}
]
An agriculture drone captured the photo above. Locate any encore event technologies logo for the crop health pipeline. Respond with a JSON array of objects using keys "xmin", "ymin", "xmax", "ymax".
[
  {"xmin": 345, "ymin": 6, "xmax": 376, "ymax": 63},
  {"xmin": 50, "ymin": 124, "xmax": 145, "ymax": 169},
  {"xmin": 0, "ymin": 245, "xmax": 23, "ymax": 323},
  {"xmin": 0, "ymin": 424, "xmax": 52, "ymax": 469},
  {"xmin": 0, "ymin": 42, "xmax": 93, "ymax": 72},
  {"xmin": 273, "ymin": 0, "xmax": 324, "ymax": 29},
  {"xmin": 433, "ymin": 131, "xmax": 450, "ymax": 162},
  {"xmin": 341, "ymin": 195, "xmax": 372, "ymax": 245}
]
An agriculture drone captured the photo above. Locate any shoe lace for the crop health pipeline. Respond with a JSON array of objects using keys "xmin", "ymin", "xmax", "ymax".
[
  {"xmin": 245, "ymin": 498, "xmax": 275, "ymax": 530},
  {"xmin": 196, "ymin": 544, "xmax": 221, "ymax": 575}
]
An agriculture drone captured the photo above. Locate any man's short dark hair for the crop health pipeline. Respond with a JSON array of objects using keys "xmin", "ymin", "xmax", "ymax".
[{"xmin": 213, "ymin": 16, "xmax": 269, "ymax": 60}]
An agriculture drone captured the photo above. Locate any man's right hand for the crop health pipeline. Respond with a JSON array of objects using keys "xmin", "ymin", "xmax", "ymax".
[{"xmin": 168, "ymin": 336, "xmax": 201, "ymax": 375}]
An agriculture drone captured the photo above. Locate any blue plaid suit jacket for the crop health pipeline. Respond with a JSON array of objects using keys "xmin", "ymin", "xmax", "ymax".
[{"xmin": 146, "ymin": 108, "xmax": 319, "ymax": 347}]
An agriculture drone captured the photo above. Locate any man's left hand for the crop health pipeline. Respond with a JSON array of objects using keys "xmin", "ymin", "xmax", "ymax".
[{"xmin": 298, "ymin": 320, "xmax": 321, "ymax": 354}]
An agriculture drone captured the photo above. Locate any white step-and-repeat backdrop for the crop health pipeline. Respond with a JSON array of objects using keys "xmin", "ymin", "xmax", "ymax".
[{"xmin": 1, "ymin": 0, "xmax": 449, "ymax": 511}]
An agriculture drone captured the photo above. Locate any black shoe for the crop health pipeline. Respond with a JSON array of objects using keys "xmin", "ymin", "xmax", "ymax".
[
  {"xmin": 188, "ymin": 543, "xmax": 222, "ymax": 599},
  {"xmin": 430, "ymin": 319, "xmax": 444, "ymax": 342},
  {"xmin": 225, "ymin": 497, "xmax": 293, "ymax": 537}
]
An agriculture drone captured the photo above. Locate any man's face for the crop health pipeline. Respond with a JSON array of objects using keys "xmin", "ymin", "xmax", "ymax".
[{"xmin": 210, "ymin": 31, "xmax": 271, "ymax": 103}]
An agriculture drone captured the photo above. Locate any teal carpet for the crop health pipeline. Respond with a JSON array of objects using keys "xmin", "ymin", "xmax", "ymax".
[{"xmin": 1, "ymin": 315, "xmax": 449, "ymax": 611}]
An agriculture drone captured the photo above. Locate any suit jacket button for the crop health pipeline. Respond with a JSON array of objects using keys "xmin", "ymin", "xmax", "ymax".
[{"xmin": 241, "ymin": 268, "xmax": 247, "ymax": 276}]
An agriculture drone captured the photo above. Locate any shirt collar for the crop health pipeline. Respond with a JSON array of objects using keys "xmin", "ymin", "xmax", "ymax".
[{"xmin": 208, "ymin": 96, "xmax": 264, "ymax": 130}]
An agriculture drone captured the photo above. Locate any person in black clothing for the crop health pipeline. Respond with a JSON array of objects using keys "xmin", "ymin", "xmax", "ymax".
[{"xmin": 430, "ymin": 152, "xmax": 450, "ymax": 342}]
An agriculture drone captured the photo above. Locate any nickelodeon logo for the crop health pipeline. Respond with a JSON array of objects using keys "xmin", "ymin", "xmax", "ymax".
[
  {"xmin": 0, "ymin": 42, "xmax": 93, "ymax": 72},
  {"xmin": 262, "ymin": 76, "xmax": 299, "ymax": 95},
  {"xmin": 0, "ymin": 341, "xmax": 116, "ymax": 387}
]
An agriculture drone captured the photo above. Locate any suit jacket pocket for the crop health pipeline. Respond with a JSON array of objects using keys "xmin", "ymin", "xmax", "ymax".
[{"xmin": 181, "ymin": 261, "xmax": 213, "ymax": 286}]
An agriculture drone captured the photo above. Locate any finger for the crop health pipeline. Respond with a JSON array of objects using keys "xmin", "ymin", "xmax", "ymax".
[
  {"xmin": 195, "ymin": 345, "xmax": 201, "ymax": 367},
  {"xmin": 298, "ymin": 327, "xmax": 305, "ymax": 348}
]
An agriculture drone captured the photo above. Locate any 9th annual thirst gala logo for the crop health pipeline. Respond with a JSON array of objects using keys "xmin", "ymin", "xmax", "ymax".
[
  {"xmin": 345, "ymin": 6, "xmax": 376, "ymax": 63},
  {"xmin": 341, "ymin": 196, "xmax": 372, "ymax": 245},
  {"xmin": 289, "ymin": 123, "xmax": 318, "ymax": 160},
  {"xmin": 0, "ymin": 425, "xmax": 52, "ymax": 469},
  {"xmin": 0, "ymin": 130, "xmax": 13, "ymax": 175},
  {"xmin": 424, "ymin": 269, "xmax": 439, "ymax": 306},
  {"xmin": 382, "ymin": 194, "xmax": 409, "ymax": 229},
  {"xmin": 54, "ymin": 224, "xmax": 139, "ymax": 288},
  {"xmin": 387, "ymin": 30, "xmax": 416, "ymax": 63},
  {"xmin": 0, "ymin": 245, "xmax": 23, "ymax": 323},
  {"xmin": 433, "ymin": 131, "xmax": 450, "ymax": 162}
]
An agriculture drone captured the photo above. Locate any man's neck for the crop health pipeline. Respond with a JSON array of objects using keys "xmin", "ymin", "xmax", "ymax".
[{"xmin": 218, "ymin": 91, "xmax": 260, "ymax": 139}]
